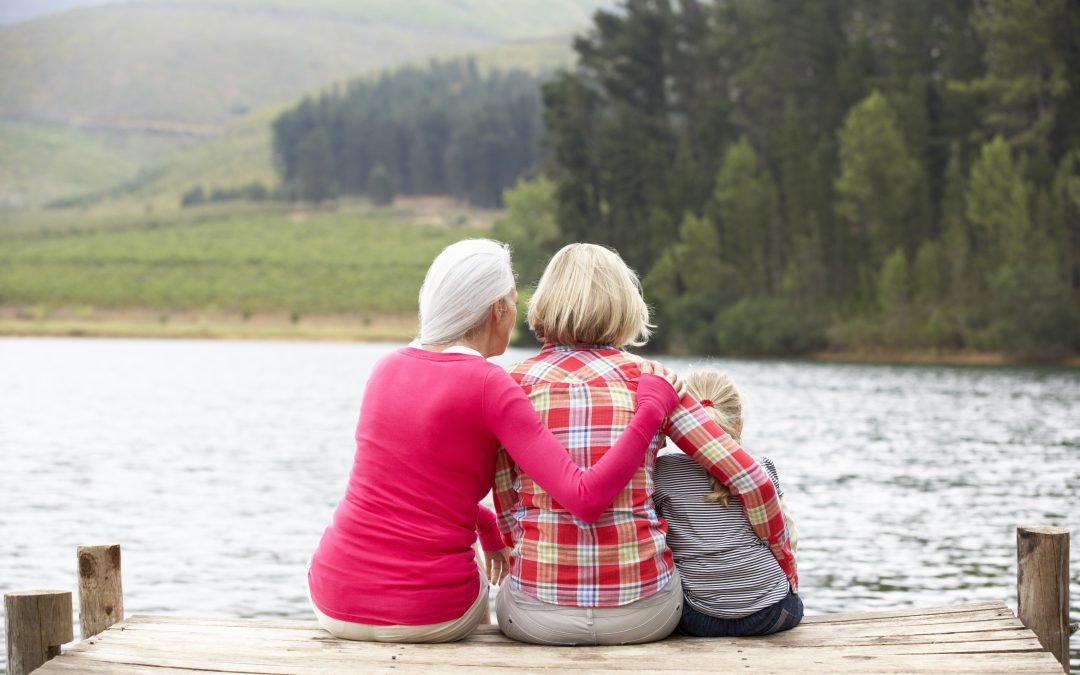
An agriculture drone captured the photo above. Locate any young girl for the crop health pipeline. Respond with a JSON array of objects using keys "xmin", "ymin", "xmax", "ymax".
[{"xmin": 653, "ymin": 369, "xmax": 803, "ymax": 637}]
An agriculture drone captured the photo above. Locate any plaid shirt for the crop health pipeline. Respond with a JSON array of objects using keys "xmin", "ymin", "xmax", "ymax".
[{"xmin": 493, "ymin": 343, "xmax": 797, "ymax": 607}]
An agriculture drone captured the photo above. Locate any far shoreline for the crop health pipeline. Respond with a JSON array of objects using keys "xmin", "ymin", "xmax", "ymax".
[{"xmin": 1, "ymin": 309, "xmax": 1077, "ymax": 368}]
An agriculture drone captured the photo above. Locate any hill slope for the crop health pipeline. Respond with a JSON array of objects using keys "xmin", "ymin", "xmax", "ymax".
[
  {"xmin": 123, "ymin": 35, "xmax": 576, "ymax": 208},
  {"xmin": 0, "ymin": 4, "xmax": 495, "ymax": 127},
  {"xmin": 0, "ymin": 120, "xmax": 188, "ymax": 208},
  {"xmin": 0, "ymin": 1, "xmax": 603, "ymax": 209},
  {"xmin": 0, "ymin": 0, "xmax": 612, "ymax": 35}
]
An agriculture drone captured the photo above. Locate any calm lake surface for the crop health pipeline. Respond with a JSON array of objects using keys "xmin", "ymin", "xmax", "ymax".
[{"xmin": 1, "ymin": 337, "xmax": 1077, "ymax": 672}]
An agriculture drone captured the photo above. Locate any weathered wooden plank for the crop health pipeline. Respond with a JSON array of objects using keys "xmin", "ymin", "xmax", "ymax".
[
  {"xmin": 55, "ymin": 629, "xmax": 1057, "ymax": 664},
  {"xmin": 104, "ymin": 608, "xmax": 1022, "ymax": 644},
  {"xmin": 118, "ymin": 601, "xmax": 1007, "ymax": 631},
  {"xmin": 40, "ymin": 658, "xmax": 265, "ymax": 674},
  {"xmin": 74, "ymin": 641, "xmax": 1046, "ymax": 671},
  {"xmin": 123, "ymin": 615, "xmax": 318, "ymax": 631},
  {"xmin": 769, "ymin": 618, "xmax": 1028, "ymax": 639},
  {"xmin": 120, "ymin": 601, "xmax": 1011, "ymax": 631},
  {"xmin": 802, "ymin": 601, "xmax": 1008, "ymax": 624},
  {"xmin": 93, "ymin": 612, "xmax": 1031, "ymax": 645},
  {"xmin": 31, "ymin": 601, "xmax": 1066, "ymax": 675},
  {"xmin": 802, "ymin": 606, "xmax": 1019, "ymax": 629},
  {"xmin": 44, "ymin": 642, "xmax": 1065, "ymax": 675},
  {"xmin": 92, "ymin": 621, "xmax": 1042, "ymax": 653}
]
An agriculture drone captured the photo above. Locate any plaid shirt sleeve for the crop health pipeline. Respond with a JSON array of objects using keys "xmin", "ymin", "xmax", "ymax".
[
  {"xmin": 664, "ymin": 395, "xmax": 799, "ymax": 590},
  {"xmin": 491, "ymin": 447, "xmax": 518, "ymax": 549}
]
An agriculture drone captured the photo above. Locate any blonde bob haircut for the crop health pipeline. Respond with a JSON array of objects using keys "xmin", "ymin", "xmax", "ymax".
[{"xmin": 527, "ymin": 243, "xmax": 652, "ymax": 347}]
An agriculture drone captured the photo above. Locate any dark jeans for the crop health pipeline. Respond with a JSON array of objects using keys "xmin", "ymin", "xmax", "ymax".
[{"xmin": 678, "ymin": 590, "xmax": 803, "ymax": 637}]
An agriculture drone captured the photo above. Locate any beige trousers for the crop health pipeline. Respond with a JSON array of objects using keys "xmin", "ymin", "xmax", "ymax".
[
  {"xmin": 311, "ymin": 579, "xmax": 489, "ymax": 643},
  {"xmin": 495, "ymin": 569, "xmax": 683, "ymax": 646}
]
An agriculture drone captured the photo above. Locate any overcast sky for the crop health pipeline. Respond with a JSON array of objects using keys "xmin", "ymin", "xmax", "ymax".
[{"xmin": 0, "ymin": 0, "xmax": 143, "ymax": 25}]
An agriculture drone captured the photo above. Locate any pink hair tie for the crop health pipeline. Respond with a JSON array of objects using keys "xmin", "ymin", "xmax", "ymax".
[{"xmin": 699, "ymin": 399, "xmax": 713, "ymax": 407}]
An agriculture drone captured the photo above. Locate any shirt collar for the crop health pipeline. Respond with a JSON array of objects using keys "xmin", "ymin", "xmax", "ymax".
[
  {"xmin": 408, "ymin": 339, "xmax": 483, "ymax": 358},
  {"xmin": 540, "ymin": 340, "xmax": 619, "ymax": 353}
]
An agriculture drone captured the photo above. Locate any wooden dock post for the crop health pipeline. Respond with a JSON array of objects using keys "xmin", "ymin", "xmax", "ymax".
[
  {"xmin": 1017, "ymin": 525, "xmax": 1071, "ymax": 673},
  {"xmin": 3, "ymin": 590, "xmax": 72, "ymax": 675},
  {"xmin": 77, "ymin": 544, "xmax": 124, "ymax": 640}
]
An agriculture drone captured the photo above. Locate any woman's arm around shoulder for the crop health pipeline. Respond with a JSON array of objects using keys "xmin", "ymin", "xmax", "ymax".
[
  {"xmin": 481, "ymin": 365, "xmax": 679, "ymax": 523},
  {"xmin": 665, "ymin": 398, "xmax": 798, "ymax": 590}
]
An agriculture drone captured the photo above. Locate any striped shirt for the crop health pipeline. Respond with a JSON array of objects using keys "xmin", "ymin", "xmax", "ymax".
[
  {"xmin": 492, "ymin": 343, "xmax": 796, "ymax": 608},
  {"xmin": 654, "ymin": 453, "xmax": 791, "ymax": 618}
]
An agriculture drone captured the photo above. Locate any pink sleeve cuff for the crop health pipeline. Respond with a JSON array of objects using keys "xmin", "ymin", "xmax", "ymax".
[{"xmin": 476, "ymin": 505, "xmax": 505, "ymax": 552}]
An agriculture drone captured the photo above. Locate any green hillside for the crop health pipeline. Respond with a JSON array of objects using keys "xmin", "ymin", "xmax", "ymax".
[
  {"xmin": 173, "ymin": 0, "xmax": 614, "ymax": 39},
  {"xmin": 120, "ymin": 106, "xmax": 281, "ymax": 209},
  {"xmin": 3, "ymin": 0, "xmax": 613, "ymax": 38},
  {"xmin": 0, "ymin": 120, "xmax": 186, "ymax": 209},
  {"xmin": 0, "ymin": 200, "xmax": 486, "ymax": 314},
  {"xmin": 0, "ymin": 1, "xmax": 587, "ymax": 209},
  {"xmin": 77, "ymin": 36, "xmax": 576, "ymax": 209}
]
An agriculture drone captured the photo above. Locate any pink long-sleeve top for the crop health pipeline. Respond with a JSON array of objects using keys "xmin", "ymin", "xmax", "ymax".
[{"xmin": 307, "ymin": 347, "xmax": 677, "ymax": 626}]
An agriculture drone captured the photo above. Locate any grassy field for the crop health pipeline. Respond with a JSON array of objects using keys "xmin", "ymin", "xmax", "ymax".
[
  {"xmin": 0, "ymin": 200, "xmax": 492, "ymax": 333},
  {"xmin": 0, "ymin": 306, "xmax": 423, "ymax": 341}
]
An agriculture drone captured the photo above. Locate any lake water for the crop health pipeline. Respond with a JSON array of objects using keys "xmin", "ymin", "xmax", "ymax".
[{"xmin": 1, "ymin": 337, "xmax": 1077, "ymax": 672}]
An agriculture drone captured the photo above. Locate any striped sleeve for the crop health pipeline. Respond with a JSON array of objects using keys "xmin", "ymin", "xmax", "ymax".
[
  {"xmin": 760, "ymin": 456, "xmax": 784, "ymax": 497},
  {"xmin": 664, "ymin": 396, "xmax": 798, "ymax": 590}
]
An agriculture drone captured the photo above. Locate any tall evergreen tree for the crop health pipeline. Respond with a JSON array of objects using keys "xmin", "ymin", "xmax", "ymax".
[
  {"xmin": 878, "ymin": 248, "xmax": 912, "ymax": 347},
  {"xmin": 966, "ymin": 0, "xmax": 1073, "ymax": 165},
  {"xmin": 834, "ymin": 91, "xmax": 924, "ymax": 283},
  {"xmin": 1051, "ymin": 150, "xmax": 1080, "ymax": 302},
  {"xmin": 366, "ymin": 163, "xmax": 394, "ymax": 206},
  {"xmin": 296, "ymin": 128, "xmax": 334, "ymax": 205},
  {"xmin": 711, "ymin": 137, "xmax": 782, "ymax": 296},
  {"xmin": 491, "ymin": 177, "xmax": 563, "ymax": 289},
  {"xmin": 644, "ymin": 211, "xmax": 734, "ymax": 353},
  {"xmin": 964, "ymin": 136, "xmax": 1031, "ymax": 268}
]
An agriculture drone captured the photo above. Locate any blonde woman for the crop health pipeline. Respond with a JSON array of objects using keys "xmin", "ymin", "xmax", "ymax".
[
  {"xmin": 492, "ymin": 243, "xmax": 796, "ymax": 646},
  {"xmin": 307, "ymin": 239, "xmax": 682, "ymax": 643},
  {"xmin": 653, "ymin": 369, "xmax": 802, "ymax": 637}
]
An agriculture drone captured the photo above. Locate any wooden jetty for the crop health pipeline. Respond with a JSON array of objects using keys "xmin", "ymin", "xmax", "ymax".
[{"xmin": 5, "ymin": 526, "xmax": 1074, "ymax": 674}]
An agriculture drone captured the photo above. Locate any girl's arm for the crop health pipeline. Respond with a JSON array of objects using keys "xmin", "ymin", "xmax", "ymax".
[
  {"xmin": 483, "ymin": 370, "xmax": 678, "ymax": 524},
  {"xmin": 664, "ymin": 397, "xmax": 798, "ymax": 590}
]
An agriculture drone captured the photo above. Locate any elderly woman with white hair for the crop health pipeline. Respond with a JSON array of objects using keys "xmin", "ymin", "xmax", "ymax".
[
  {"xmin": 492, "ymin": 243, "xmax": 797, "ymax": 646},
  {"xmin": 307, "ymin": 239, "xmax": 682, "ymax": 643}
]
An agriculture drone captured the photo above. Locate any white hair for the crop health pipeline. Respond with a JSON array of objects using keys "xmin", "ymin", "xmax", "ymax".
[{"xmin": 418, "ymin": 239, "xmax": 515, "ymax": 345}]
